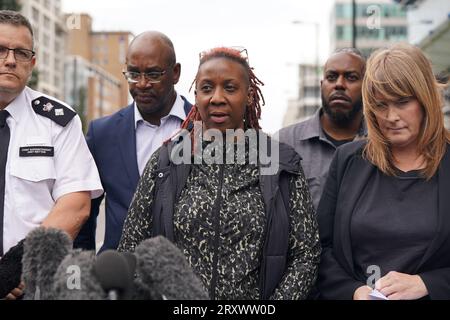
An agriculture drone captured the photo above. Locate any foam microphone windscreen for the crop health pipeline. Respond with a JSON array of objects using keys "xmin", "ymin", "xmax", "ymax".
[
  {"xmin": 0, "ymin": 240, "xmax": 24, "ymax": 298},
  {"xmin": 52, "ymin": 250, "xmax": 106, "ymax": 300},
  {"xmin": 22, "ymin": 227, "xmax": 72, "ymax": 300},
  {"xmin": 133, "ymin": 236, "xmax": 209, "ymax": 300},
  {"xmin": 93, "ymin": 250, "xmax": 134, "ymax": 300}
]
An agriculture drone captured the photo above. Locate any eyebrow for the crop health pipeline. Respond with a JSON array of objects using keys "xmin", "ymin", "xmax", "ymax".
[
  {"xmin": 126, "ymin": 65, "xmax": 163, "ymax": 71},
  {"xmin": 198, "ymin": 77, "xmax": 240, "ymax": 82},
  {"xmin": 325, "ymin": 69, "xmax": 360, "ymax": 74},
  {"xmin": 0, "ymin": 45, "xmax": 32, "ymax": 50}
]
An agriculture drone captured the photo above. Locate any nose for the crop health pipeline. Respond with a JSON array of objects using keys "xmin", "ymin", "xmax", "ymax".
[
  {"xmin": 385, "ymin": 105, "xmax": 400, "ymax": 122},
  {"xmin": 210, "ymin": 88, "xmax": 225, "ymax": 105},
  {"xmin": 334, "ymin": 75, "xmax": 345, "ymax": 90},
  {"xmin": 4, "ymin": 49, "xmax": 17, "ymax": 66},
  {"xmin": 135, "ymin": 74, "xmax": 152, "ymax": 89}
]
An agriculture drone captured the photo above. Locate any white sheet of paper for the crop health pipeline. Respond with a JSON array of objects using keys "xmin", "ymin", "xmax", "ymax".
[{"xmin": 369, "ymin": 289, "xmax": 389, "ymax": 300}]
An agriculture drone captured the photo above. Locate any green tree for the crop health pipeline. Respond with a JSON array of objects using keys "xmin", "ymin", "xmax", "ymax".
[{"xmin": 0, "ymin": 0, "xmax": 21, "ymax": 11}]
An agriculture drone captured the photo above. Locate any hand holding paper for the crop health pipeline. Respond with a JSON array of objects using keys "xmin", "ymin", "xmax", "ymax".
[{"xmin": 369, "ymin": 289, "xmax": 389, "ymax": 300}]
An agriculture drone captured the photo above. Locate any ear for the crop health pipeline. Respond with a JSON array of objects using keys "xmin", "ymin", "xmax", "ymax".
[
  {"xmin": 27, "ymin": 56, "xmax": 36, "ymax": 80},
  {"xmin": 172, "ymin": 63, "xmax": 181, "ymax": 85}
]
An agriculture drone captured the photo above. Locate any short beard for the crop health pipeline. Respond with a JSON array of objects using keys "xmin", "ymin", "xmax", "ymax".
[{"xmin": 322, "ymin": 93, "xmax": 363, "ymax": 126}]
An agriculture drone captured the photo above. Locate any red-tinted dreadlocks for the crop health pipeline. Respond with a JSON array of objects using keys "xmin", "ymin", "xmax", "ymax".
[{"xmin": 181, "ymin": 47, "xmax": 265, "ymax": 131}]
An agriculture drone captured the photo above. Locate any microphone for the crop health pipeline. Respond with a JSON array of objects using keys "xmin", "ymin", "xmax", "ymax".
[
  {"xmin": 92, "ymin": 250, "xmax": 134, "ymax": 300},
  {"xmin": 27, "ymin": 232, "xmax": 207, "ymax": 300},
  {"xmin": 22, "ymin": 227, "xmax": 72, "ymax": 300},
  {"xmin": 133, "ymin": 236, "xmax": 209, "ymax": 300},
  {"xmin": 121, "ymin": 251, "xmax": 137, "ymax": 277},
  {"xmin": 0, "ymin": 240, "xmax": 24, "ymax": 298},
  {"xmin": 52, "ymin": 250, "xmax": 106, "ymax": 300}
]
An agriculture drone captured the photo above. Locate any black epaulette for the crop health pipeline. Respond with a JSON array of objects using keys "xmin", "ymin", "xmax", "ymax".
[{"xmin": 31, "ymin": 96, "xmax": 77, "ymax": 127}]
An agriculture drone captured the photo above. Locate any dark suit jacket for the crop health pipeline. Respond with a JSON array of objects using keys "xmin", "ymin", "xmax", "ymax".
[
  {"xmin": 317, "ymin": 140, "xmax": 450, "ymax": 300},
  {"xmin": 74, "ymin": 97, "xmax": 192, "ymax": 252}
]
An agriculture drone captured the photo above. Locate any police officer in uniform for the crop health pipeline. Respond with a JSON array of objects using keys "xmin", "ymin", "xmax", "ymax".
[{"xmin": 0, "ymin": 11, "xmax": 103, "ymax": 299}]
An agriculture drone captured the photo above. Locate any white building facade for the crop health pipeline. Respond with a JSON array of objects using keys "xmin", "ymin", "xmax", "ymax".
[{"xmin": 20, "ymin": 0, "xmax": 66, "ymax": 99}]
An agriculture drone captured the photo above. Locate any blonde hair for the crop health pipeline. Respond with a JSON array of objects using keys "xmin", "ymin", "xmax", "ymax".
[{"xmin": 362, "ymin": 43, "xmax": 450, "ymax": 179}]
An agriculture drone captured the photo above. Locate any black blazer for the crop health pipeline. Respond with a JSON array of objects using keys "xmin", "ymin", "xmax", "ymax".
[{"xmin": 317, "ymin": 140, "xmax": 450, "ymax": 300}]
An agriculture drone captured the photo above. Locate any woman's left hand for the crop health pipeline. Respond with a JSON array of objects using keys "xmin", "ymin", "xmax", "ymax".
[{"xmin": 375, "ymin": 271, "xmax": 428, "ymax": 300}]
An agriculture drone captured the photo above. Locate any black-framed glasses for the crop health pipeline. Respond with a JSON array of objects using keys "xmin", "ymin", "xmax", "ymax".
[
  {"xmin": 122, "ymin": 70, "xmax": 167, "ymax": 84},
  {"xmin": 0, "ymin": 45, "xmax": 35, "ymax": 62}
]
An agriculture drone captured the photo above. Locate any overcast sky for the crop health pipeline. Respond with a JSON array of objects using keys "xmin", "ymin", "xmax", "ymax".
[{"xmin": 62, "ymin": 0, "xmax": 335, "ymax": 133}]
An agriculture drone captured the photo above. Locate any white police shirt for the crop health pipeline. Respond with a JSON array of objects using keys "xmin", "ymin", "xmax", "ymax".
[{"xmin": 2, "ymin": 86, "xmax": 103, "ymax": 254}]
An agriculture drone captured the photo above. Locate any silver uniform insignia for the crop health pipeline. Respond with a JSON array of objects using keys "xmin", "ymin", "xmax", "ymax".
[
  {"xmin": 32, "ymin": 96, "xmax": 77, "ymax": 127},
  {"xmin": 43, "ymin": 102, "xmax": 54, "ymax": 112}
]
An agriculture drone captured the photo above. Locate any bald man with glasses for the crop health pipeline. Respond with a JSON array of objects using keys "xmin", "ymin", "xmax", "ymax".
[{"xmin": 74, "ymin": 31, "xmax": 192, "ymax": 252}]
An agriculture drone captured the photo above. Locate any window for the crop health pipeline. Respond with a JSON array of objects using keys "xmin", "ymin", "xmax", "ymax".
[
  {"xmin": 54, "ymin": 1, "xmax": 61, "ymax": 15},
  {"xmin": 44, "ymin": 16, "xmax": 50, "ymax": 29},
  {"xmin": 335, "ymin": 25, "xmax": 352, "ymax": 41},
  {"xmin": 384, "ymin": 26, "xmax": 407, "ymax": 40},
  {"xmin": 41, "ymin": 69, "xmax": 49, "ymax": 82},
  {"xmin": 336, "ymin": 4, "xmax": 352, "ymax": 19},
  {"xmin": 34, "ymin": 27, "xmax": 40, "ymax": 42},
  {"xmin": 336, "ymin": 26, "xmax": 344, "ymax": 40},
  {"xmin": 304, "ymin": 86, "xmax": 319, "ymax": 98},
  {"xmin": 358, "ymin": 4, "xmax": 369, "ymax": 17},
  {"xmin": 336, "ymin": 4, "xmax": 344, "ymax": 18},
  {"xmin": 32, "ymin": 7, "xmax": 39, "ymax": 23},
  {"xmin": 385, "ymin": 4, "xmax": 406, "ymax": 18},
  {"xmin": 42, "ymin": 51, "xmax": 49, "ymax": 66},
  {"xmin": 54, "ymin": 58, "xmax": 60, "ymax": 71},
  {"xmin": 43, "ymin": 33, "xmax": 50, "ymax": 47},
  {"xmin": 357, "ymin": 26, "xmax": 380, "ymax": 39},
  {"xmin": 119, "ymin": 35, "xmax": 126, "ymax": 63}
]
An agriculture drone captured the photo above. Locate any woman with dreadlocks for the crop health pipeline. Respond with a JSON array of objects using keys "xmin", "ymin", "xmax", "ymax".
[{"xmin": 118, "ymin": 47, "xmax": 320, "ymax": 300}]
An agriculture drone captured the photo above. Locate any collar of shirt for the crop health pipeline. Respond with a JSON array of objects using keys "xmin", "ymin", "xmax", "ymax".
[
  {"xmin": 299, "ymin": 107, "xmax": 367, "ymax": 142},
  {"xmin": 3, "ymin": 87, "xmax": 28, "ymax": 124},
  {"xmin": 134, "ymin": 92, "xmax": 186, "ymax": 129}
]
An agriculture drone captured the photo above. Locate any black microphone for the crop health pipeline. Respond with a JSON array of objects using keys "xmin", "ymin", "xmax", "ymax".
[
  {"xmin": 133, "ymin": 236, "xmax": 209, "ymax": 300},
  {"xmin": 22, "ymin": 227, "xmax": 72, "ymax": 300},
  {"xmin": 92, "ymin": 250, "xmax": 134, "ymax": 300},
  {"xmin": 121, "ymin": 251, "xmax": 137, "ymax": 277},
  {"xmin": 0, "ymin": 240, "xmax": 24, "ymax": 298}
]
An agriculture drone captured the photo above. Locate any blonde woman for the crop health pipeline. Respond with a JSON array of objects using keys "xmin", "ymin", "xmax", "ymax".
[{"xmin": 317, "ymin": 43, "xmax": 450, "ymax": 300}]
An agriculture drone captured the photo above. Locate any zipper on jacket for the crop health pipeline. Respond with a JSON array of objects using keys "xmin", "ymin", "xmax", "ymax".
[{"xmin": 210, "ymin": 164, "xmax": 224, "ymax": 300}]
